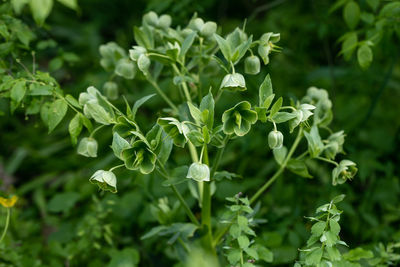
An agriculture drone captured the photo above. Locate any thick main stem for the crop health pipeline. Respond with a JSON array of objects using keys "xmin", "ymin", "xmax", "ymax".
[{"xmin": 201, "ymin": 144, "xmax": 214, "ymax": 251}]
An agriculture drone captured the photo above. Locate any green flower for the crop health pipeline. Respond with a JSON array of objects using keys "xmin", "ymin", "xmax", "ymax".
[
  {"xmin": 302, "ymin": 87, "xmax": 333, "ymax": 126},
  {"xmin": 324, "ymin": 131, "xmax": 345, "ymax": 160},
  {"xmin": 332, "ymin": 160, "xmax": 357, "ymax": 185},
  {"xmin": 90, "ymin": 170, "xmax": 117, "ymax": 193},
  {"xmin": 222, "ymin": 101, "xmax": 258, "ymax": 136},
  {"xmin": 77, "ymin": 137, "xmax": 98, "ymax": 157},
  {"xmin": 244, "ymin": 55, "xmax": 261, "ymax": 75},
  {"xmin": 121, "ymin": 140, "xmax": 157, "ymax": 174},
  {"xmin": 157, "ymin": 117, "xmax": 189, "ymax": 147},
  {"xmin": 268, "ymin": 130, "xmax": 284, "ymax": 149},
  {"xmin": 220, "ymin": 73, "xmax": 246, "ymax": 92},
  {"xmin": 103, "ymin": 81, "xmax": 118, "ymax": 100},
  {"xmin": 186, "ymin": 163, "xmax": 210, "ymax": 182}
]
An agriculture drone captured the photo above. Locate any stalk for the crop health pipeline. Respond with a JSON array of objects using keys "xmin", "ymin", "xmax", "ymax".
[
  {"xmin": 0, "ymin": 208, "xmax": 11, "ymax": 243},
  {"xmin": 201, "ymin": 144, "xmax": 214, "ymax": 252}
]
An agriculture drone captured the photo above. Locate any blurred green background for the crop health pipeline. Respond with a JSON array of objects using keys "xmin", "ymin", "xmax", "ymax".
[{"xmin": 0, "ymin": 0, "xmax": 399, "ymax": 266}]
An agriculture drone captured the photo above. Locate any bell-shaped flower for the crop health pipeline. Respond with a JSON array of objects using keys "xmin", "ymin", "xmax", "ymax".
[
  {"xmin": 220, "ymin": 73, "xmax": 246, "ymax": 92},
  {"xmin": 157, "ymin": 117, "xmax": 189, "ymax": 147},
  {"xmin": 186, "ymin": 162, "xmax": 210, "ymax": 182},
  {"xmin": 324, "ymin": 131, "xmax": 345, "ymax": 160},
  {"xmin": 268, "ymin": 130, "xmax": 284, "ymax": 149},
  {"xmin": 121, "ymin": 140, "xmax": 157, "ymax": 174},
  {"xmin": 244, "ymin": 55, "xmax": 261, "ymax": 75},
  {"xmin": 77, "ymin": 137, "xmax": 98, "ymax": 157},
  {"xmin": 289, "ymin": 104, "xmax": 316, "ymax": 132},
  {"xmin": 90, "ymin": 170, "xmax": 117, "ymax": 193},
  {"xmin": 222, "ymin": 101, "xmax": 258, "ymax": 136},
  {"xmin": 332, "ymin": 160, "xmax": 357, "ymax": 186}
]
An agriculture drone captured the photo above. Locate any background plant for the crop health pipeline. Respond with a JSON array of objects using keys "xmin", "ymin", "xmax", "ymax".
[{"xmin": 0, "ymin": 0, "xmax": 399, "ymax": 266}]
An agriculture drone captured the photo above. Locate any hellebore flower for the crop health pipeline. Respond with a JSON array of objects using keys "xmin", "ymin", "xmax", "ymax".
[
  {"xmin": 186, "ymin": 162, "xmax": 210, "ymax": 182},
  {"xmin": 222, "ymin": 101, "xmax": 258, "ymax": 136},
  {"xmin": 268, "ymin": 130, "xmax": 284, "ymax": 149},
  {"xmin": 121, "ymin": 140, "xmax": 157, "ymax": 174},
  {"xmin": 324, "ymin": 131, "xmax": 345, "ymax": 160},
  {"xmin": 220, "ymin": 73, "xmax": 246, "ymax": 92},
  {"xmin": 77, "ymin": 137, "xmax": 98, "ymax": 157},
  {"xmin": 332, "ymin": 160, "xmax": 357, "ymax": 186},
  {"xmin": 90, "ymin": 170, "xmax": 117, "ymax": 193},
  {"xmin": 157, "ymin": 117, "xmax": 189, "ymax": 147},
  {"xmin": 244, "ymin": 55, "xmax": 261, "ymax": 75}
]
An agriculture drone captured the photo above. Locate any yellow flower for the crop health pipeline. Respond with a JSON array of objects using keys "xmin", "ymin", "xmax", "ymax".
[{"xmin": 0, "ymin": 196, "xmax": 18, "ymax": 208}]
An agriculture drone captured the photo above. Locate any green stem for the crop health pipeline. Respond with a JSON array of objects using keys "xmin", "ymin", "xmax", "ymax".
[
  {"xmin": 201, "ymin": 144, "xmax": 214, "ymax": 252},
  {"xmin": 213, "ymin": 128, "xmax": 303, "ymax": 246},
  {"xmin": 172, "ymin": 64, "xmax": 192, "ymax": 103},
  {"xmin": 250, "ymin": 127, "xmax": 303, "ymax": 204},
  {"xmin": 147, "ymin": 77, "xmax": 179, "ymax": 113},
  {"xmin": 316, "ymin": 156, "xmax": 339, "ymax": 167},
  {"xmin": 0, "ymin": 208, "xmax": 11, "ymax": 243},
  {"xmin": 156, "ymin": 164, "xmax": 199, "ymax": 226}
]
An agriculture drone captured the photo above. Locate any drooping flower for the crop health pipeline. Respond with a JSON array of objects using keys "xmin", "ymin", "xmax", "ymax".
[
  {"xmin": 332, "ymin": 160, "xmax": 357, "ymax": 186},
  {"xmin": 187, "ymin": 163, "xmax": 210, "ymax": 182},
  {"xmin": 222, "ymin": 101, "xmax": 258, "ymax": 136},
  {"xmin": 121, "ymin": 140, "xmax": 157, "ymax": 174}
]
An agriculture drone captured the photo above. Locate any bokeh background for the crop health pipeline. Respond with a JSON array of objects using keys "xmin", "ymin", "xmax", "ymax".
[{"xmin": 0, "ymin": 0, "xmax": 399, "ymax": 266}]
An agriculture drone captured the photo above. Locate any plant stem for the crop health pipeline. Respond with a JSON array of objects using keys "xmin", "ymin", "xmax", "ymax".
[
  {"xmin": 316, "ymin": 156, "xmax": 339, "ymax": 166},
  {"xmin": 0, "ymin": 208, "xmax": 11, "ymax": 243},
  {"xmin": 156, "ymin": 165, "xmax": 199, "ymax": 226},
  {"xmin": 250, "ymin": 126, "xmax": 303, "ymax": 204},
  {"xmin": 172, "ymin": 64, "xmax": 192, "ymax": 103},
  {"xmin": 201, "ymin": 144, "xmax": 214, "ymax": 252},
  {"xmin": 147, "ymin": 77, "xmax": 179, "ymax": 113}
]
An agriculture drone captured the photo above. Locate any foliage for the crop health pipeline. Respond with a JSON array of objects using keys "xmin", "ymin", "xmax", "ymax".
[{"xmin": 0, "ymin": 0, "xmax": 399, "ymax": 266}]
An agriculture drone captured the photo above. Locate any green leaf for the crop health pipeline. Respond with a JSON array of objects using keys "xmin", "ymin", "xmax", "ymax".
[
  {"xmin": 11, "ymin": 0, "xmax": 29, "ymax": 14},
  {"xmin": 84, "ymin": 102, "xmax": 113, "ymax": 125},
  {"xmin": 273, "ymin": 146, "xmax": 287, "ymax": 165},
  {"xmin": 366, "ymin": 0, "xmax": 379, "ymax": 11},
  {"xmin": 187, "ymin": 102, "xmax": 202, "ymax": 124},
  {"xmin": 161, "ymin": 166, "xmax": 188, "ymax": 186},
  {"xmin": 271, "ymin": 112, "xmax": 297, "ymax": 123},
  {"xmin": 341, "ymin": 32, "xmax": 358, "ymax": 61},
  {"xmin": 343, "ymin": 1, "xmax": 360, "ymax": 30},
  {"xmin": 48, "ymin": 192, "xmax": 80, "ymax": 213},
  {"xmin": 305, "ymin": 247, "xmax": 323, "ymax": 265},
  {"xmin": 65, "ymin": 94, "xmax": 81, "ymax": 109},
  {"xmin": 357, "ymin": 44, "xmax": 373, "ymax": 69},
  {"xmin": 257, "ymin": 246, "xmax": 273, "ymax": 262},
  {"xmin": 259, "ymin": 74, "xmax": 273, "ymax": 107},
  {"xmin": 132, "ymin": 94, "xmax": 155, "ymax": 119},
  {"xmin": 311, "ymin": 221, "xmax": 326, "ymax": 236},
  {"xmin": 238, "ymin": 235, "xmax": 250, "ymax": 249},
  {"xmin": 200, "ymin": 91, "xmax": 215, "ymax": 129},
  {"xmin": 133, "ymin": 26, "xmax": 153, "ymax": 49},
  {"xmin": 180, "ymin": 31, "xmax": 197, "ymax": 58},
  {"xmin": 343, "ymin": 247, "xmax": 374, "ymax": 261},
  {"xmin": 10, "ymin": 80, "xmax": 26, "ymax": 110},
  {"xmin": 48, "ymin": 99, "xmax": 68, "ymax": 133},
  {"xmin": 214, "ymin": 33, "xmax": 231, "ymax": 61},
  {"xmin": 244, "ymin": 247, "xmax": 259, "ymax": 260},
  {"xmin": 227, "ymin": 249, "xmax": 241, "ymax": 264},
  {"xmin": 108, "ymin": 248, "xmax": 140, "ymax": 267},
  {"xmin": 331, "ymin": 194, "xmax": 345, "ymax": 204},
  {"xmin": 68, "ymin": 113, "xmax": 82, "ymax": 145},
  {"xmin": 287, "ymin": 159, "xmax": 312, "ymax": 178},
  {"xmin": 329, "ymin": 219, "xmax": 341, "ymax": 236},
  {"xmin": 269, "ymin": 97, "xmax": 282, "ymax": 117},
  {"xmin": 30, "ymin": 0, "xmax": 53, "ymax": 25},
  {"xmin": 28, "ymin": 84, "xmax": 53, "ymax": 96},
  {"xmin": 229, "ymin": 224, "xmax": 241, "ymax": 239},
  {"xmin": 56, "ymin": 0, "xmax": 78, "ymax": 10}
]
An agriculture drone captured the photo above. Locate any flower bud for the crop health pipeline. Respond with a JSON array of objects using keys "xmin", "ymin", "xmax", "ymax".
[
  {"xmin": 77, "ymin": 137, "xmax": 98, "ymax": 157},
  {"xmin": 200, "ymin": 21, "xmax": 217, "ymax": 37},
  {"xmin": 103, "ymin": 81, "xmax": 118, "ymax": 100},
  {"xmin": 268, "ymin": 130, "xmax": 284, "ymax": 149},
  {"xmin": 332, "ymin": 160, "xmax": 357, "ymax": 185},
  {"xmin": 143, "ymin": 11, "xmax": 158, "ymax": 27},
  {"xmin": 186, "ymin": 162, "xmax": 210, "ymax": 182},
  {"xmin": 115, "ymin": 59, "xmax": 136, "ymax": 79},
  {"xmin": 220, "ymin": 73, "xmax": 246, "ymax": 92},
  {"xmin": 244, "ymin": 55, "xmax": 261, "ymax": 75},
  {"xmin": 189, "ymin": 18, "xmax": 204, "ymax": 31},
  {"xmin": 138, "ymin": 54, "xmax": 151, "ymax": 73},
  {"xmin": 158, "ymin": 14, "xmax": 172, "ymax": 29},
  {"xmin": 129, "ymin": 46, "xmax": 146, "ymax": 61},
  {"xmin": 90, "ymin": 170, "xmax": 117, "ymax": 193}
]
